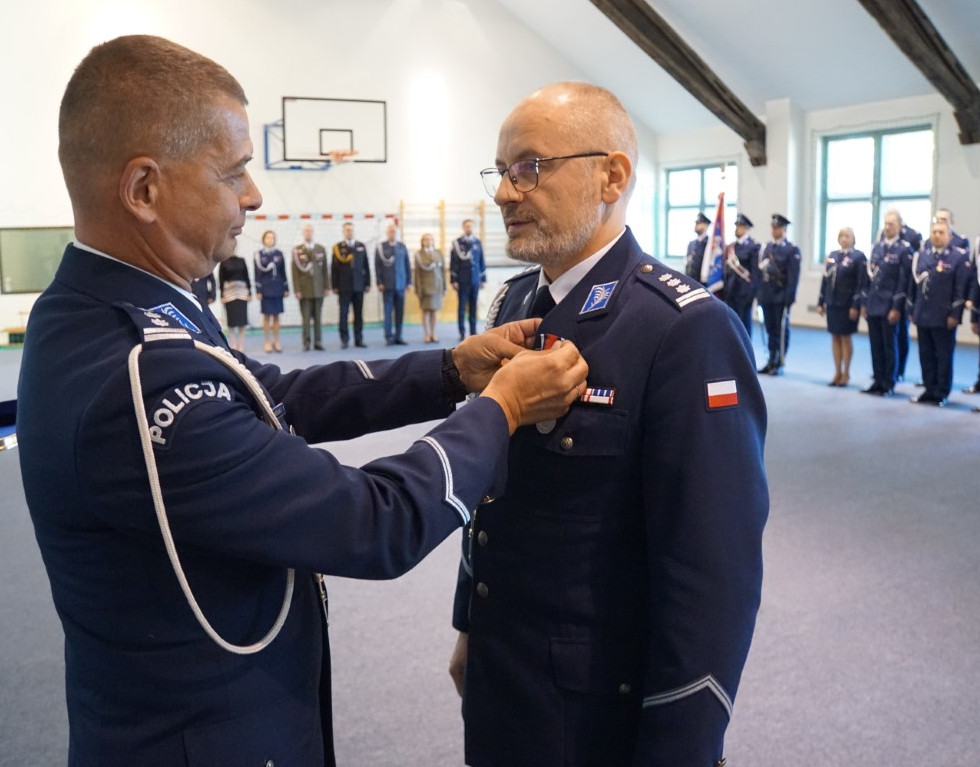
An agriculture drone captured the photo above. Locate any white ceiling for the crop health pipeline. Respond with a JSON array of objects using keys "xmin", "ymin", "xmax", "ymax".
[{"xmin": 490, "ymin": 0, "xmax": 980, "ymax": 136}]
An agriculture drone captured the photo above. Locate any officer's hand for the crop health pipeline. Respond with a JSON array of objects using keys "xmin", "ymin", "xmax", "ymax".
[
  {"xmin": 451, "ymin": 319, "xmax": 541, "ymax": 393},
  {"xmin": 480, "ymin": 341, "xmax": 588, "ymax": 434},
  {"xmin": 449, "ymin": 631, "xmax": 468, "ymax": 698},
  {"xmin": 887, "ymin": 309, "xmax": 900, "ymax": 325},
  {"xmin": 452, "ymin": 281, "xmax": 459, "ymax": 291},
  {"xmin": 972, "ymin": 322, "xmax": 979, "ymax": 336},
  {"xmin": 256, "ymin": 293, "xmax": 262, "ymax": 302},
  {"xmin": 946, "ymin": 316, "xmax": 959, "ymax": 330},
  {"xmin": 848, "ymin": 307, "xmax": 859, "ymax": 321},
  {"xmin": 816, "ymin": 305, "xmax": 825, "ymax": 316},
  {"xmin": 295, "ymin": 291, "xmax": 302, "ymax": 299}
]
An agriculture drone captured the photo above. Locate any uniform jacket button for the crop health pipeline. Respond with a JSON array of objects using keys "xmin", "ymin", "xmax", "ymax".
[
  {"xmin": 476, "ymin": 582, "xmax": 489, "ymax": 598},
  {"xmin": 618, "ymin": 682, "xmax": 631, "ymax": 695},
  {"xmin": 477, "ymin": 530, "xmax": 488, "ymax": 547},
  {"xmin": 559, "ymin": 435, "xmax": 574, "ymax": 451},
  {"xmin": 640, "ymin": 263, "xmax": 654, "ymax": 273},
  {"xmin": 481, "ymin": 495, "xmax": 495, "ymax": 505},
  {"xmin": 265, "ymin": 760, "xmax": 275, "ymax": 767}
]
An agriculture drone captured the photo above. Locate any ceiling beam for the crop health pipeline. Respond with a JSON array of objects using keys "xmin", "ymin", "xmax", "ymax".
[
  {"xmin": 855, "ymin": 0, "xmax": 980, "ymax": 144},
  {"xmin": 587, "ymin": 0, "xmax": 767, "ymax": 166}
]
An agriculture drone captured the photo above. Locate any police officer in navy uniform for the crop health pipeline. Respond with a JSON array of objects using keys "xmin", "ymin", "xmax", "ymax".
[
  {"xmin": 863, "ymin": 209, "xmax": 912, "ymax": 395},
  {"xmin": 451, "ymin": 81, "xmax": 767, "ymax": 767},
  {"xmin": 374, "ymin": 221, "xmax": 412, "ymax": 345},
  {"xmin": 909, "ymin": 218, "xmax": 971, "ymax": 406},
  {"xmin": 888, "ymin": 216, "xmax": 921, "ymax": 382},
  {"xmin": 450, "ymin": 219, "xmax": 487, "ymax": 340},
  {"xmin": 331, "ymin": 221, "xmax": 372, "ymax": 348},
  {"xmin": 756, "ymin": 213, "xmax": 802, "ymax": 375},
  {"xmin": 684, "ymin": 211, "xmax": 711, "ymax": 283},
  {"xmin": 723, "ymin": 212, "xmax": 759, "ymax": 336},
  {"xmin": 968, "ymin": 274, "xmax": 980, "ymax": 410},
  {"xmin": 17, "ymin": 36, "xmax": 587, "ymax": 767},
  {"xmin": 190, "ymin": 271, "xmax": 216, "ymax": 307}
]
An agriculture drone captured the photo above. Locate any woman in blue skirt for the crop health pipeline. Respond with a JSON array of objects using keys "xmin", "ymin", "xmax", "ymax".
[
  {"xmin": 817, "ymin": 227, "xmax": 866, "ymax": 387},
  {"xmin": 254, "ymin": 230, "xmax": 290, "ymax": 352}
]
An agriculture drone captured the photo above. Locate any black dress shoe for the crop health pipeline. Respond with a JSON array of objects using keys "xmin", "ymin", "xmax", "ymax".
[
  {"xmin": 341, "ymin": 342, "xmax": 349, "ymax": 349},
  {"xmin": 394, "ymin": 339, "xmax": 407, "ymax": 345},
  {"xmin": 355, "ymin": 342, "xmax": 367, "ymax": 348},
  {"xmin": 769, "ymin": 366, "xmax": 783, "ymax": 376},
  {"xmin": 314, "ymin": 343, "xmax": 325, "ymax": 351},
  {"xmin": 936, "ymin": 397, "xmax": 948, "ymax": 407},
  {"xmin": 910, "ymin": 394, "xmax": 931, "ymax": 404},
  {"xmin": 881, "ymin": 388, "xmax": 894, "ymax": 398},
  {"xmin": 861, "ymin": 385, "xmax": 883, "ymax": 395},
  {"xmin": 758, "ymin": 364, "xmax": 773, "ymax": 375},
  {"xmin": 961, "ymin": 382, "xmax": 980, "ymax": 394}
]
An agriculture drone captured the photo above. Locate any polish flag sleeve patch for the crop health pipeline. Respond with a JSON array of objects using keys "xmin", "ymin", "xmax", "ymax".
[{"xmin": 705, "ymin": 379, "xmax": 739, "ymax": 410}]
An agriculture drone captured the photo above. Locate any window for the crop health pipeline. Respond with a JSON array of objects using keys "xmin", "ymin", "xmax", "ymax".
[
  {"xmin": 663, "ymin": 164, "xmax": 738, "ymax": 260},
  {"xmin": 818, "ymin": 127, "xmax": 933, "ymax": 262},
  {"xmin": 0, "ymin": 227, "xmax": 74, "ymax": 293}
]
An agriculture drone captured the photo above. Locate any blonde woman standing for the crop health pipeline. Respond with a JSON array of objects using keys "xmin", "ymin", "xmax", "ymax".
[{"xmin": 413, "ymin": 233, "xmax": 446, "ymax": 343}]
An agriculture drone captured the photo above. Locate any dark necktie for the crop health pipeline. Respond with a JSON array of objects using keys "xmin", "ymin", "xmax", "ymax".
[{"xmin": 528, "ymin": 285, "xmax": 556, "ymax": 319}]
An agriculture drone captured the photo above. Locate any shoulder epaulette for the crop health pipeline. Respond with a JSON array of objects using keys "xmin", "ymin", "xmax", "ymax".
[
  {"xmin": 485, "ymin": 266, "xmax": 539, "ymax": 329},
  {"xmin": 636, "ymin": 259, "xmax": 712, "ymax": 311}
]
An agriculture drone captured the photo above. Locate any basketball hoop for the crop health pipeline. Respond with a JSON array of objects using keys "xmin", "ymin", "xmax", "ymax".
[{"xmin": 326, "ymin": 149, "xmax": 359, "ymax": 164}]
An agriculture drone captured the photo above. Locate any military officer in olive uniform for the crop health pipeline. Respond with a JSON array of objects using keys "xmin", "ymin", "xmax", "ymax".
[
  {"xmin": 291, "ymin": 223, "xmax": 330, "ymax": 351},
  {"xmin": 684, "ymin": 211, "xmax": 711, "ymax": 283},
  {"xmin": 909, "ymin": 218, "xmax": 971, "ymax": 406},
  {"xmin": 756, "ymin": 213, "xmax": 802, "ymax": 375},
  {"xmin": 452, "ymin": 81, "xmax": 768, "ymax": 767},
  {"xmin": 331, "ymin": 221, "xmax": 372, "ymax": 349},
  {"xmin": 723, "ymin": 212, "xmax": 759, "ymax": 336}
]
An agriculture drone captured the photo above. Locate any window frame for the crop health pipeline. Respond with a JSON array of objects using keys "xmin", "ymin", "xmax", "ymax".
[
  {"xmin": 661, "ymin": 162, "xmax": 738, "ymax": 262},
  {"xmin": 817, "ymin": 124, "xmax": 934, "ymax": 264}
]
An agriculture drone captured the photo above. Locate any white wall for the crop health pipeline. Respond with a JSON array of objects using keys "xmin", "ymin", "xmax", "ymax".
[{"xmin": 0, "ymin": 0, "xmax": 658, "ymax": 328}]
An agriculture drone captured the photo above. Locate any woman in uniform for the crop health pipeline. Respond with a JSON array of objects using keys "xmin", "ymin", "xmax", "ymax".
[
  {"xmin": 816, "ymin": 227, "xmax": 865, "ymax": 387},
  {"xmin": 254, "ymin": 230, "xmax": 289, "ymax": 353}
]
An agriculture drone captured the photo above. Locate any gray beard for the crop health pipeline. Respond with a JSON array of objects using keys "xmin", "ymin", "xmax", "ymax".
[{"xmin": 505, "ymin": 206, "xmax": 602, "ymax": 268}]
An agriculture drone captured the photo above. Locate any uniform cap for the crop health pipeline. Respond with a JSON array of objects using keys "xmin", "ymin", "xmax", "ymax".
[
  {"xmin": 771, "ymin": 213, "xmax": 791, "ymax": 227},
  {"xmin": 736, "ymin": 213, "xmax": 753, "ymax": 228},
  {"xmin": 695, "ymin": 212, "xmax": 711, "ymax": 226}
]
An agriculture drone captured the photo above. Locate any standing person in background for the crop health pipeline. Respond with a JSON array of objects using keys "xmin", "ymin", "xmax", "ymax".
[
  {"xmin": 414, "ymin": 233, "xmax": 446, "ymax": 343},
  {"xmin": 968, "ymin": 274, "xmax": 980, "ymax": 411},
  {"xmin": 863, "ymin": 210, "xmax": 913, "ymax": 396},
  {"xmin": 452, "ymin": 80, "xmax": 768, "ymax": 767},
  {"xmin": 292, "ymin": 223, "xmax": 329, "ymax": 351},
  {"xmin": 375, "ymin": 221, "xmax": 412, "ymax": 346},
  {"xmin": 191, "ymin": 270, "xmax": 216, "ymax": 308},
  {"xmin": 254, "ymin": 230, "xmax": 288, "ymax": 353},
  {"xmin": 219, "ymin": 252, "xmax": 251, "ymax": 352},
  {"xmin": 451, "ymin": 219, "xmax": 486, "ymax": 341},
  {"xmin": 890, "ymin": 215, "xmax": 921, "ymax": 383},
  {"xmin": 684, "ymin": 211, "xmax": 711, "ymax": 283},
  {"xmin": 756, "ymin": 213, "xmax": 802, "ymax": 375},
  {"xmin": 910, "ymin": 218, "xmax": 971, "ymax": 406},
  {"xmin": 817, "ymin": 227, "xmax": 865, "ymax": 388},
  {"xmin": 332, "ymin": 221, "xmax": 371, "ymax": 349},
  {"xmin": 724, "ymin": 212, "xmax": 759, "ymax": 336}
]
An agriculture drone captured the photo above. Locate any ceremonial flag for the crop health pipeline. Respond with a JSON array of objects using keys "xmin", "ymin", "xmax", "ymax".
[{"xmin": 700, "ymin": 192, "xmax": 726, "ymax": 294}]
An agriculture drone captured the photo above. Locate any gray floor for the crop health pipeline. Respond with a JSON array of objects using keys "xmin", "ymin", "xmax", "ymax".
[{"xmin": 2, "ymin": 320, "xmax": 979, "ymax": 766}]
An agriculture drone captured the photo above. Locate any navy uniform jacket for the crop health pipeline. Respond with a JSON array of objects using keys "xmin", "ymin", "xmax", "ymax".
[
  {"xmin": 374, "ymin": 240, "xmax": 412, "ymax": 292},
  {"xmin": 331, "ymin": 240, "xmax": 371, "ymax": 294},
  {"xmin": 723, "ymin": 236, "xmax": 759, "ymax": 303},
  {"xmin": 18, "ymin": 244, "xmax": 511, "ymax": 767},
  {"xmin": 969, "ymin": 270, "xmax": 980, "ymax": 324},
  {"xmin": 910, "ymin": 243, "xmax": 971, "ymax": 327},
  {"xmin": 453, "ymin": 229, "xmax": 768, "ymax": 767},
  {"xmin": 450, "ymin": 236, "xmax": 486, "ymax": 288},
  {"xmin": 864, "ymin": 239, "xmax": 912, "ymax": 317},
  {"xmin": 818, "ymin": 249, "xmax": 866, "ymax": 310},
  {"xmin": 755, "ymin": 239, "xmax": 802, "ymax": 305},
  {"xmin": 684, "ymin": 234, "xmax": 708, "ymax": 282},
  {"xmin": 254, "ymin": 248, "xmax": 289, "ymax": 298}
]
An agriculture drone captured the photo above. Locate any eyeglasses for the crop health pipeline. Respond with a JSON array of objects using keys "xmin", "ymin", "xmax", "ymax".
[{"xmin": 479, "ymin": 152, "xmax": 609, "ymax": 198}]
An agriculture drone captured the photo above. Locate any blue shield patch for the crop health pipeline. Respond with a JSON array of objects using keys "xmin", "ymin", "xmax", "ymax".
[
  {"xmin": 580, "ymin": 281, "xmax": 618, "ymax": 314},
  {"xmin": 148, "ymin": 302, "xmax": 201, "ymax": 334}
]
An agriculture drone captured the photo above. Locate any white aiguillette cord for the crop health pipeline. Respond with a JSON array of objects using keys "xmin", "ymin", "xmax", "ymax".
[{"xmin": 127, "ymin": 340, "xmax": 294, "ymax": 655}]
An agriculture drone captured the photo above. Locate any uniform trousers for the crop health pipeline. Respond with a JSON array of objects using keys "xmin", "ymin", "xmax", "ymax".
[
  {"xmin": 338, "ymin": 291, "xmax": 364, "ymax": 345},
  {"xmin": 726, "ymin": 296, "xmax": 754, "ymax": 338},
  {"xmin": 917, "ymin": 325, "xmax": 957, "ymax": 399},
  {"xmin": 456, "ymin": 282, "xmax": 480, "ymax": 337},
  {"xmin": 299, "ymin": 297, "xmax": 323, "ymax": 347},
  {"xmin": 897, "ymin": 310, "xmax": 911, "ymax": 378},
  {"xmin": 382, "ymin": 289, "xmax": 406, "ymax": 342},
  {"xmin": 760, "ymin": 302, "xmax": 790, "ymax": 361},
  {"xmin": 866, "ymin": 315, "xmax": 898, "ymax": 391}
]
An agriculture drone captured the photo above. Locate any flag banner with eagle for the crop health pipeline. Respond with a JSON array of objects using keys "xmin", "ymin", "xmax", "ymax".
[{"xmin": 700, "ymin": 192, "xmax": 726, "ymax": 295}]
